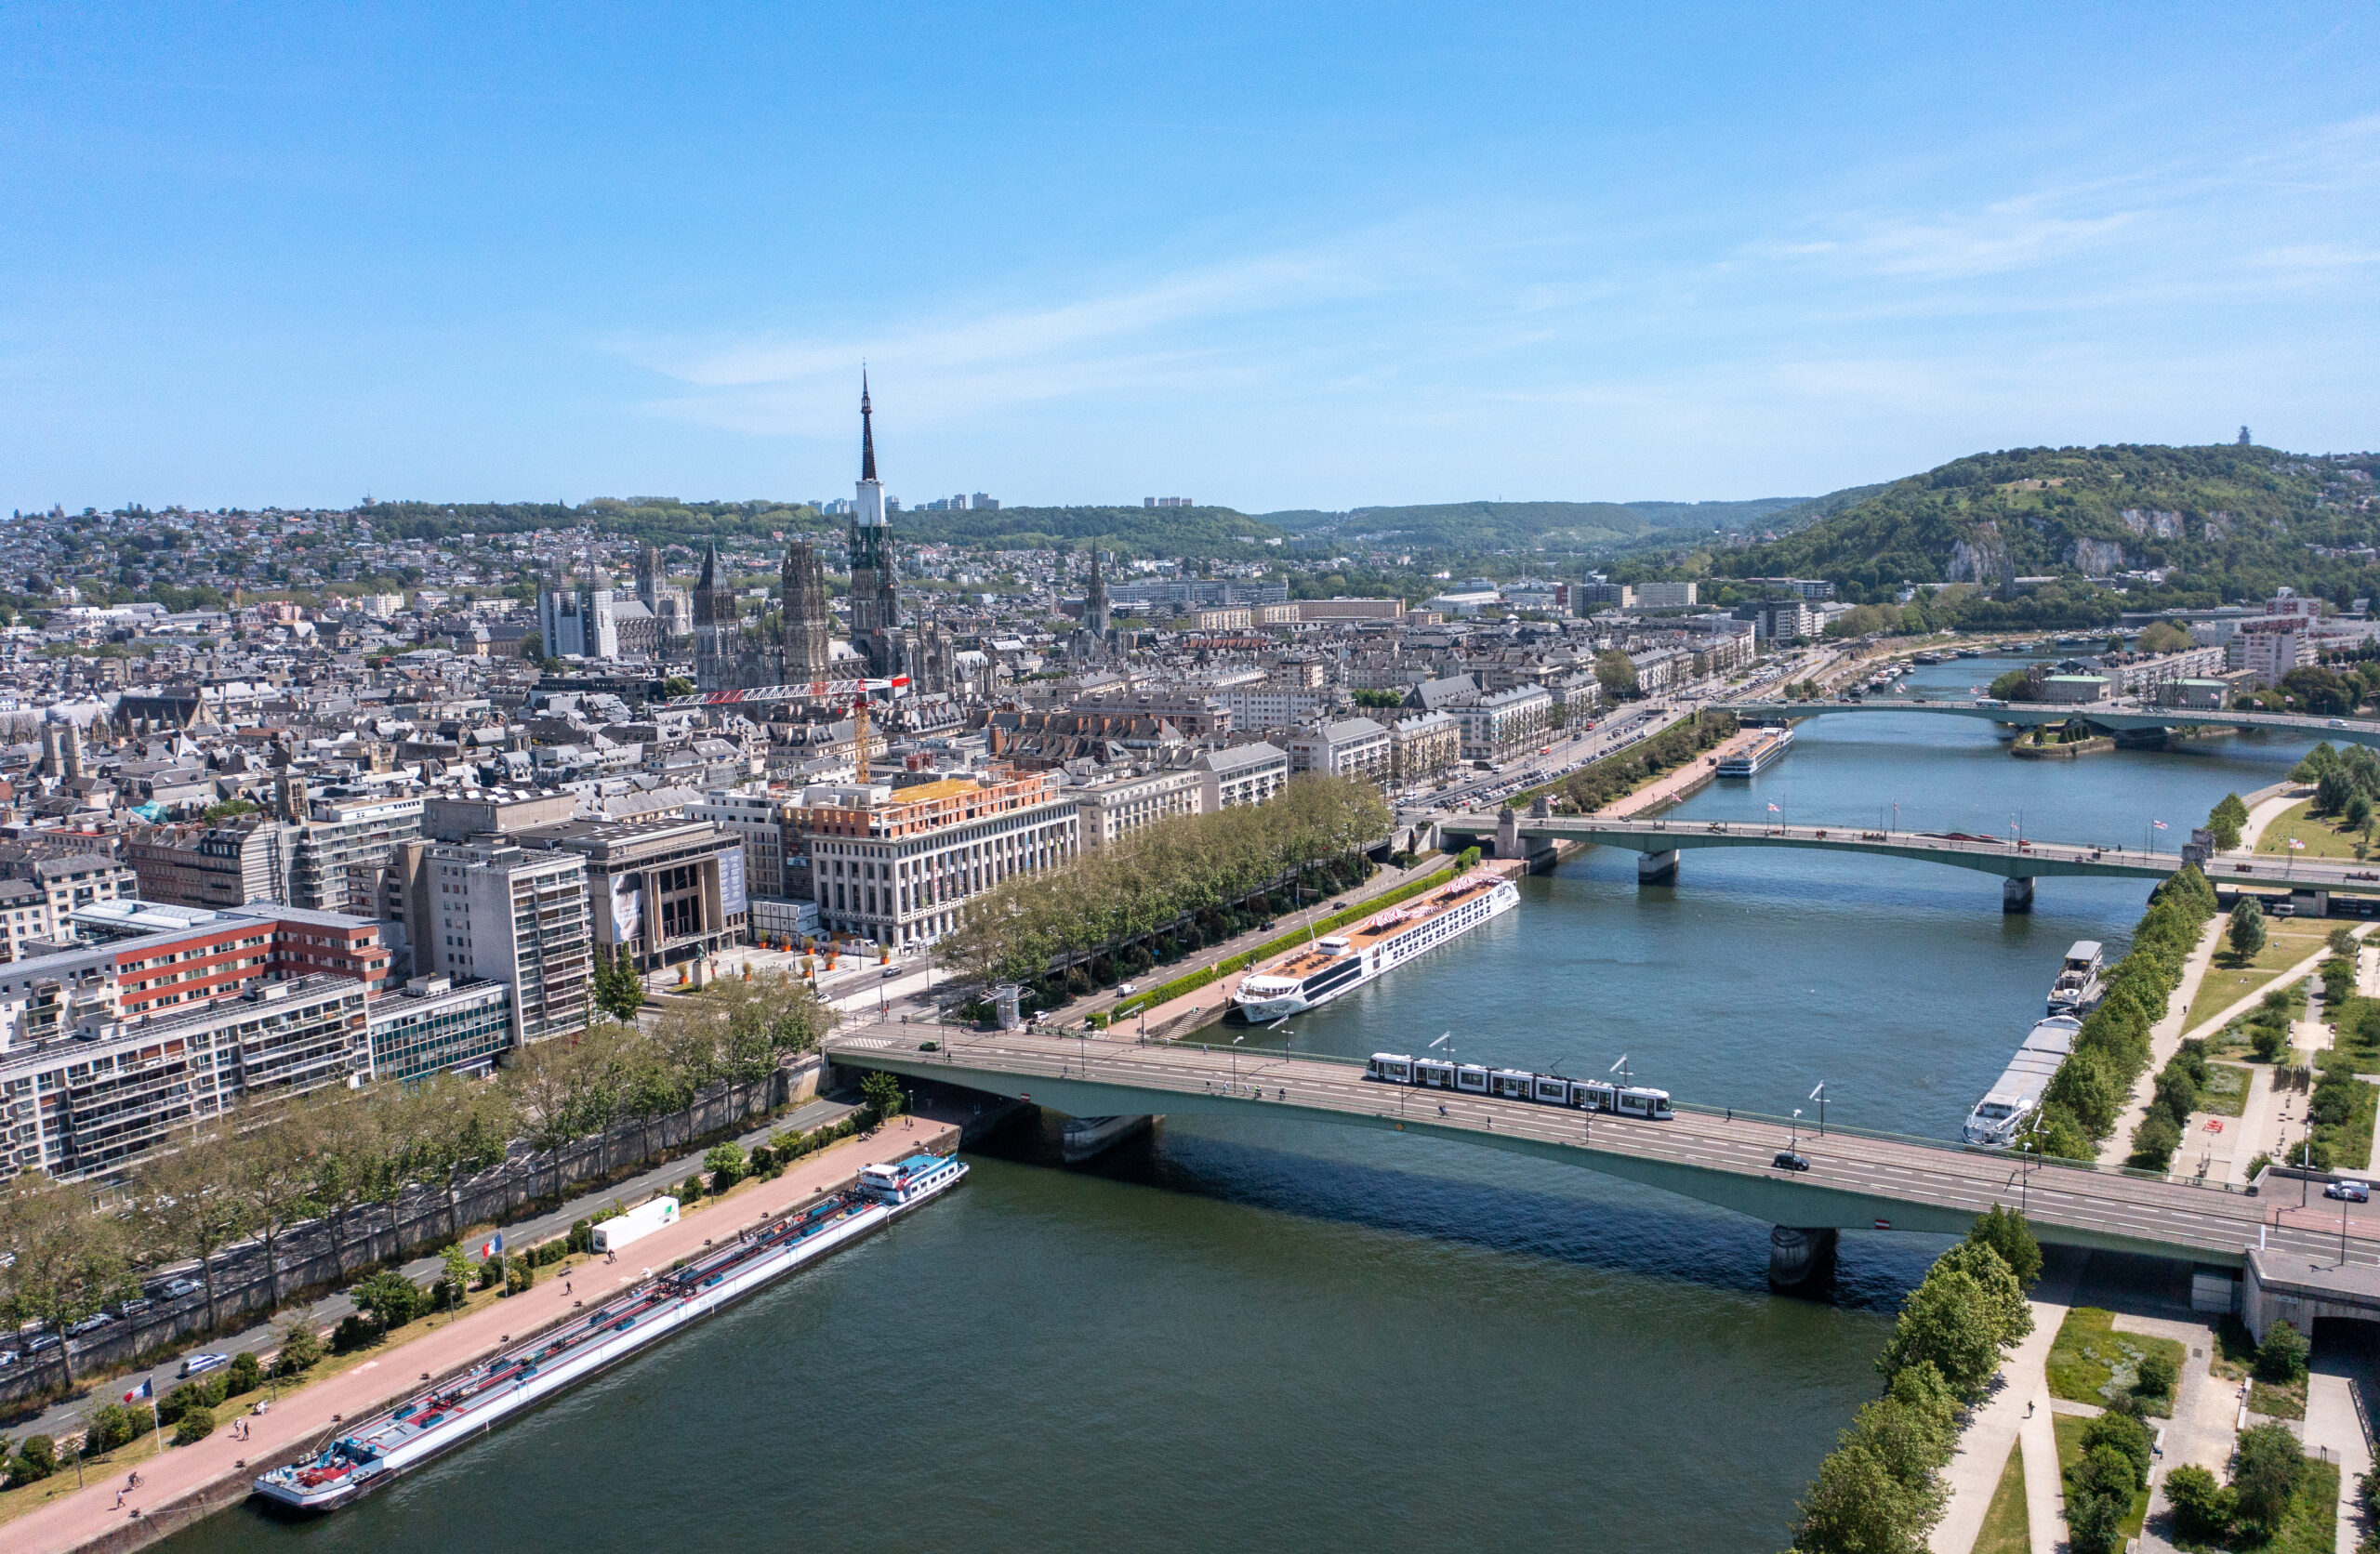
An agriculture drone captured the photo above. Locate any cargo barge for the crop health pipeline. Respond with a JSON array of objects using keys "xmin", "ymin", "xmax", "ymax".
[{"xmin": 252, "ymin": 1152, "xmax": 966, "ymax": 1514}]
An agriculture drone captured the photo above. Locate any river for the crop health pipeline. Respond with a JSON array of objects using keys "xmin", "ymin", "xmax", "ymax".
[{"xmin": 160, "ymin": 656, "xmax": 2316, "ymax": 1554}]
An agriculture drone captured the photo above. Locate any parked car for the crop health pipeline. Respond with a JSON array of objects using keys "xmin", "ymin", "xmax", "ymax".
[
  {"xmin": 150, "ymin": 1276, "xmax": 200, "ymax": 1300},
  {"xmin": 2325, "ymin": 1179, "xmax": 2370, "ymax": 1203},
  {"xmin": 179, "ymin": 1351, "xmax": 231, "ymax": 1378},
  {"xmin": 1772, "ymin": 1151, "xmax": 1811, "ymax": 1173},
  {"xmin": 117, "ymin": 1297, "xmax": 153, "ymax": 1318},
  {"xmin": 0, "ymin": 1350, "xmax": 17, "ymax": 1369},
  {"xmin": 66, "ymin": 1311, "xmax": 116, "ymax": 1337},
  {"xmin": 27, "ymin": 1333, "xmax": 62, "ymax": 1353}
]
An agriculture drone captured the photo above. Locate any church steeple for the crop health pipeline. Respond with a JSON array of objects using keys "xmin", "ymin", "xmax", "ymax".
[{"xmin": 860, "ymin": 372, "xmax": 877, "ymax": 482}]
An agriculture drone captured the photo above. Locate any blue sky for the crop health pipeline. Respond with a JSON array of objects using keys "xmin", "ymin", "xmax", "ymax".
[{"xmin": 3, "ymin": 3, "xmax": 2374, "ymax": 514}]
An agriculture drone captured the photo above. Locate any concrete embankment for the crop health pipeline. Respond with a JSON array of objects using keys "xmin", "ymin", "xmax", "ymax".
[{"xmin": 17, "ymin": 1120, "xmax": 958, "ymax": 1554}]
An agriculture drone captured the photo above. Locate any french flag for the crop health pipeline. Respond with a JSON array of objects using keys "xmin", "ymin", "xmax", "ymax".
[
  {"xmin": 481, "ymin": 1232, "xmax": 504, "ymax": 1258},
  {"xmin": 124, "ymin": 1376, "xmax": 152, "ymax": 1403}
]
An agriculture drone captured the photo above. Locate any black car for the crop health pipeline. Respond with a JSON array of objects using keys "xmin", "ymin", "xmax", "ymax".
[{"xmin": 1772, "ymin": 1151, "xmax": 1811, "ymax": 1172}]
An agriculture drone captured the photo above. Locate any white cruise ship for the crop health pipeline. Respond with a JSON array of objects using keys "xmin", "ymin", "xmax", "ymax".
[
  {"xmin": 1230, "ymin": 868, "xmax": 1518, "ymax": 1023},
  {"xmin": 1716, "ymin": 724, "xmax": 1794, "ymax": 778}
]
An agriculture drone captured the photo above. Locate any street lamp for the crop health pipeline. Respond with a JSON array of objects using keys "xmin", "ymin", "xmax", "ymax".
[
  {"xmin": 1809, "ymin": 1080, "xmax": 1827, "ymax": 1138},
  {"xmin": 1790, "ymin": 1107, "xmax": 1803, "ymax": 1152},
  {"xmin": 1232, "ymin": 1033, "xmax": 1246, "ymax": 1092}
]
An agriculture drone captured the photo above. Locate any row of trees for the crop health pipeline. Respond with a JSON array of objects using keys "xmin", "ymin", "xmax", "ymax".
[
  {"xmin": 1788, "ymin": 1207, "xmax": 2041, "ymax": 1554},
  {"xmin": 932, "ymin": 775, "xmax": 1391, "ymax": 989},
  {"xmin": 0, "ymin": 970, "xmax": 834, "ymax": 1389},
  {"xmin": 2296, "ymin": 741, "xmax": 2380, "ymax": 836},
  {"xmin": 2026, "ymin": 865, "xmax": 2220, "ymax": 1159},
  {"xmin": 1544, "ymin": 711, "xmax": 1738, "ymax": 814}
]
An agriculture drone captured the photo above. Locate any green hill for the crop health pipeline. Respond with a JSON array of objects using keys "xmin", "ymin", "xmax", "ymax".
[
  {"xmin": 889, "ymin": 504, "xmax": 1280, "ymax": 557},
  {"xmin": 1258, "ymin": 495, "xmax": 1844, "ymax": 552},
  {"xmin": 1710, "ymin": 444, "xmax": 2380, "ymax": 603}
]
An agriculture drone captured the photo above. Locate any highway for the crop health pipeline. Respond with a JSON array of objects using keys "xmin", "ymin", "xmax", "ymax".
[{"xmin": 828, "ymin": 1024, "xmax": 2380, "ymax": 1269}]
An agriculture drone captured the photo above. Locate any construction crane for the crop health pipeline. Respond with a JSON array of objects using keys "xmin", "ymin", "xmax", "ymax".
[{"xmin": 656, "ymin": 675, "xmax": 910, "ymax": 784}]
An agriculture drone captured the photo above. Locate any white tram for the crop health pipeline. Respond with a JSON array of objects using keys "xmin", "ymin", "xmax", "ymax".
[{"xmin": 1365, "ymin": 1053, "xmax": 1673, "ymax": 1119}]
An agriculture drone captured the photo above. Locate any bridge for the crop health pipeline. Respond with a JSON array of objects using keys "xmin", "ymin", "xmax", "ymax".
[
  {"xmin": 826, "ymin": 1025, "xmax": 2378, "ymax": 1313},
  {"xmin": 1711, "ymin": 696, "xmax": 2380, "ymax": 750},
  {"xmin": 1432, "ymin": 810, "xmax": 2380, "ymax": 912}
]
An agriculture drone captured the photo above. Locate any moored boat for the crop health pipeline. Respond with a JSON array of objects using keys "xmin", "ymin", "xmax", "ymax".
[{"xmin": 1231, "ymin": 868, "xmax": 1518, "ymax": 1023}]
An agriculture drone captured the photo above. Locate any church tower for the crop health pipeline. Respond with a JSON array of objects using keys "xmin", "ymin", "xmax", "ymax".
[
  {"xmin": 848, "ymin": 376, "xmax": 900, "ymax": 668},
  {"xmin": 691, "ymin": 541, "xmax": 740, "ymax": 689},
  {"xmin": 780, "ymin": 539, "xmax": 834, "ymax": 679}
]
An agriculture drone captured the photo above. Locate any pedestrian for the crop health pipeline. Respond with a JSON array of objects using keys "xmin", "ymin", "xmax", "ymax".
[{"xmin": 565, "ymin": 1280, "xmax": 573, "ymax": 1295}]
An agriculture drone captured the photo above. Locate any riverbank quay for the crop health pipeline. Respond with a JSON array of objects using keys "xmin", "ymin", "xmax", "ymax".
[
  {"xmin": 2, "ymin": 1083, "xmax": 860, "ymax": 1437},
  {"xmin": 7, "ymin": 1117, "xmax": 958, "ymax": 1554},
  {"xmin": 1108, "ymin": 855, "xmax": 1533, "ymax": 1042}
]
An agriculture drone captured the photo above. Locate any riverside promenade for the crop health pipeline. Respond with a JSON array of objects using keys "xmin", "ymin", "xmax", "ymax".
[{"xmin": 12, "ymin": 1116, "xmax": 957, "ymax": 1554}]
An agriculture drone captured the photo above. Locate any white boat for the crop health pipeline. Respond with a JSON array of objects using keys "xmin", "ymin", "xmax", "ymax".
[
  {"xmin": 1716, "ymin": 724, "xmax": 1795, "ymax": 778},
  {"xmin": 1962, "ymin": 1017, "xmax": 2080, "ymax": 1146},
  {"xmin": 2046, "ymin": 940, "xmax": 2105, "ymax": 1016},
  {"xmin": 1231, "ymin": 868, "xmax": 1519, "ymax": 1023},
  {"xmin": 251, "ymin": 1152, "xmax": 967, "ymax": 1514}
]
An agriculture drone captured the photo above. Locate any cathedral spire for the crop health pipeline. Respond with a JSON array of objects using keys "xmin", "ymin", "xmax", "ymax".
[{"xmin": 860, "ymin": 371, "xmax": 878, "ymax": 482}]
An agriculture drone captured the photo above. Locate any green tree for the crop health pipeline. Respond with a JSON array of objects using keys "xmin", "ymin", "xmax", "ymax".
[
  {"xmin": 1787, "ymin": 1433, "xmax": 1937, "ymax": 1554},
  {"xmin": 1876, "ymin": 1269, "xmax": 2003, "ymax": 1403},
  {"xmin": 1592, "ymin": 650, "xmax": 1639, "ymax": 698},
  {"xmin": 2294, "ymin": 742, "xmax": 2341, "ymax": 784},
  {"xmin": 860, "ymin": 1070, "xmax": 904, "ymax": 1120},
  {"xmin": 704, "ymin": 1141, "xmax": 747, "ymax": 1187},
  {"xmin": 661, "ymin": 676, "xmax": 695, "ymax": 698},
  {"xmin": 1964, "ymin": 1205, "xmax": 2042, "ymax": 1289},
  {"xmin": 174, "ymin": 1404, "xmax": 216, "ymax": 1445},
  {"xmin": 350, "ymin": 1271, "xmax": 426, "ymax": 1332},
  {"xmin": 0, "ymin": 1179, "xmax": 135, "ymax": 1389},
  {"xmin": 593, "ymin": 943, "xmax": 647, "ymax": 1021},
  {"xmin": 2230, "ymin": 1420, "xmax": 2307, "ymax": 1534},
  {"xmin": 2162, "ymin": 1463, "xmax": 2233, "ymax": 1540},
  {"xmin": 1988, "ymin": 667, "xmax": 2039, "ymax": 701},
  {"xmin": 2228, "ymin": 898, "xmax": 2268, "ymax": 959},
  {"xmin": 2254, "ymin": 1319, "xmax": 2310, "ymax": 1383},
  {"xmin": 1928, "ymin": 1243, "xmax": 2032, "ymax": 1350},
  {"xmin": 2208, "ymin": 791, "xmax": 2248, "ymax": 850}
]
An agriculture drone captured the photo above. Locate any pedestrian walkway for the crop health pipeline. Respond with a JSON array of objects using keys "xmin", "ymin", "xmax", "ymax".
[
  {"xmin": 1934, "ymin": 1262, "xmax": 2075, "ymax": 1553},
  {"xmin": 2101, "ymin": 915, "xmax": 2229, "ymax": 1168},
  {"xmin": 7, "ymin": 1115, "xmax": 956, "ymax": 1554},
  {"xmin": 2304, "ymin": 1359, "xmax": 2373, "ymax": 1554},
  {"xmin": 2236, "ymin": 781, "xmax": 2312, "ymax": 854}
]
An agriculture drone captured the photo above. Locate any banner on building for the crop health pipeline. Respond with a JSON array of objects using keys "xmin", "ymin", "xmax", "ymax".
[
  {"xmin": 720, "ymin": 849, "xmax": 748, "ymax": 916},
  {"xmin": 610, "ymin": 876, "xmax": 642, "ymax": 944}
]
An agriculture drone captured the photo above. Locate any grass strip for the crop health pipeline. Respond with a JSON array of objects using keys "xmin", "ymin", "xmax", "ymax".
[
  {"xmin": 1973, "ymin": 1440, "xmax": 2030, "ymax": 1554},
  {"xmin": 2052, "ymin": 1414, "xmax": 2150, "ymax": 1541},
  {"xmin": 2044, "ymin": 1307, "xmax": 2184, "ymax": 1417}
]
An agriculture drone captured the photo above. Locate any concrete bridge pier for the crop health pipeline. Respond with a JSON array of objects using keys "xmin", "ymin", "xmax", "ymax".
[
  {"xmin": 2003, "ymin": 876, "xmax": 2035, "ymax": 914},
  {"xmin": 1637, "ymin": 849, "xmax": 1681, "ymax": 886},
  {"xmin": 1767, "ymin": 1226, "xmax": 1839, "ymax": 1289}
]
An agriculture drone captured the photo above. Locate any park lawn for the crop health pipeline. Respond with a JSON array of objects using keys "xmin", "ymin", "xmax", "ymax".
[
  {"xmin": 2053, "ymin": 1414, "xmax": 2150, "ymax": 1541},
  {"xmin": 2045, "ymin": 1307, "xmax": 2186, "ymax": 1416},
  {"xmin": 2250, "ymin": 1376, "xmax": 2308, "ymax": 1420},
  {"xmin": 2256, "ymin": 798, "xmax": 2368, "ymax": 861},
  {"xmin": 2188, "ymin": 924, "xmax": 2334, "ymax": 1033},
  {"xmin": 1973, "ymin": 1441, "xmax": 2030, "ymax": 1554},
  {"xmin": 2197, "ymin": 1061, "xmax": 2252, "ymax": 1117},
  {"xmin": 2256, "ymin": 1456, "xmax": 2340, "ymax": 1554}
]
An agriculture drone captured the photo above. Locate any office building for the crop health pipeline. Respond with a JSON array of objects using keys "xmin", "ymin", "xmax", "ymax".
[
  {"xmin": 1286, "ymin": 718, "xmax": 1393, "ymax": 785},
  {"xmin": 1195, "ymin": 743, "xmax": 1290, "ymax": 810},
  {"xmin": 794, "ymin": 768, "xmax": 1078, "ymax": 948},
  {"xmin": 367, "ymin": 974, "xmax": 515, "ymax": 1083},
  {"xmin": 1074, "ymin": 766, "xmax": 1209, "ymax": 849},
  {"xmin": 1455, "ymin": 685, "xmax": 1553, "ymax": 763}
]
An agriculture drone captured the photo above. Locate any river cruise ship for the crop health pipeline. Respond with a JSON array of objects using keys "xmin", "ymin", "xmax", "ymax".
[
  {"xmin": 1716, "ymin": 724, "xmax": 1795, "ymax": 778},
  {"xmin": 251, "ymin": 1153, "xmax": 966, "ymax": 1515},
  {"xmin": 1230, "ymin": 868, "xmax": 1519, "ymax": 1023}
]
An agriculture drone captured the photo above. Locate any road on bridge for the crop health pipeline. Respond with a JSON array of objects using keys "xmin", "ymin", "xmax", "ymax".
[{"xmin": 829, "ymin": 1025, "xmax": 2380, "ymax": 1271}]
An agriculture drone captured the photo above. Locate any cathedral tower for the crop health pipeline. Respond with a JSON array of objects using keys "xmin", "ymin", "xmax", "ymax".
[{"xmin": 781, "ymin": 539, "xmax": 834, "ymax": 679}]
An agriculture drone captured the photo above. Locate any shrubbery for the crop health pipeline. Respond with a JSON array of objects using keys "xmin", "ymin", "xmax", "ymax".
[
  {"xmin": 173, "ymin": 1404, "xmax": 215, "ymax": 1446},
  {"xmin": 4, "ymin": 1434, "xmax": 57, "ymax": 1487},
  {"xmin": 84, "ymin": 1402, "xmax": 139, "ymax": 1454},
  {"xmin": 274, "ymin": 1324, "xmax": 323, "ymax": 1376}
]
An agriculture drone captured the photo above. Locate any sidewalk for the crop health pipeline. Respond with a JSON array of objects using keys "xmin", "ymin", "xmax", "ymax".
[
  {"xmin": 2236, "ymin": 782, "xmax": 2312, "ymax": 854},
  {"xmin": 7, "ymin": 1115, "xmax": 957, "ymax": 1554},
  {"xmin": 1933, "ymin": 1260, "xmax": 2076, "ymax": 1553},
  {"xmin": 2304, "ymin": 1358, "xmax": 2373, "ymax": 1554},
  {"xmin": 2100, "ymin": 915, "xmax": 2229, "ymax": 1168}
]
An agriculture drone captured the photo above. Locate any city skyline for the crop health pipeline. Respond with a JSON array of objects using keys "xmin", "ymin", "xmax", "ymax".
[{"xmin": 3, "ymin": 3, "xmax": 2374, "ymax": 512}]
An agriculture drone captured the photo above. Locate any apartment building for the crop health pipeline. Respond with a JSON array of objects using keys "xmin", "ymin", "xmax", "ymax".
[
  {"xmin": 1286, "ymin": 718, "xmax": 1393, "ymax": 785},
  {"xmin": 367, "ymin": 974, "xmax": 514, "ymax": 1083},
  {"xmin": 1633, "ymin": 583, "xmax": 1699, "ymax": 609},
  {"xmin": 1074, "ymin": 765, "xmax": 1208, "ymax": 849},
  {"xmin": 1628, "ymin": 648, "xmax": 1693, "ymax": 697},
  {"xmin": 0, "ymin": 848, "xmax": 139, "ymax": 960},
  {"xmin": 1455, "ymin": 685, "xmax": 1554, "ymax": 763},
  {"xmin": 290, "ymin": 795, "xmax": 423, "ymax": 916},
  {"xmin": 2097, "ymin": 645, "xmax": 2232, "ymax": 696},
  {"xmin": 1389, "ymin": 710, "xmax": 1461, "ymax": 784},
  {"xmin": 1731, "ymin": 599, "xmax": 1818, "ymax": 642},
  {"xmin": 126, "ymin": 814, "xmax": 297, "ymax": 909},
  {"xmin": 1214, "ymin": 683, "xmax": 1334, "ymax": 729},
  {"xmin": 0, "ymin": 973, "xmax": 370, "ymax": 1179},
  {"xmin": 794, "ymin": 767, "xmax": 1079, "ymax": 949},
  {"xmin": 395, "ymin": 839, "xmax": 592, "ymax": 1047},
  {"xmin": 1195, "ymin": 742, "xmax": 1290, "ymax": 809},
  {"xmin": 71, "ymin": 899, "xmax": 392, "ymax": 1017},
  {"xmin": 2235, "ymin": 618, "xmax": 2317, "ymax": 688}
]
